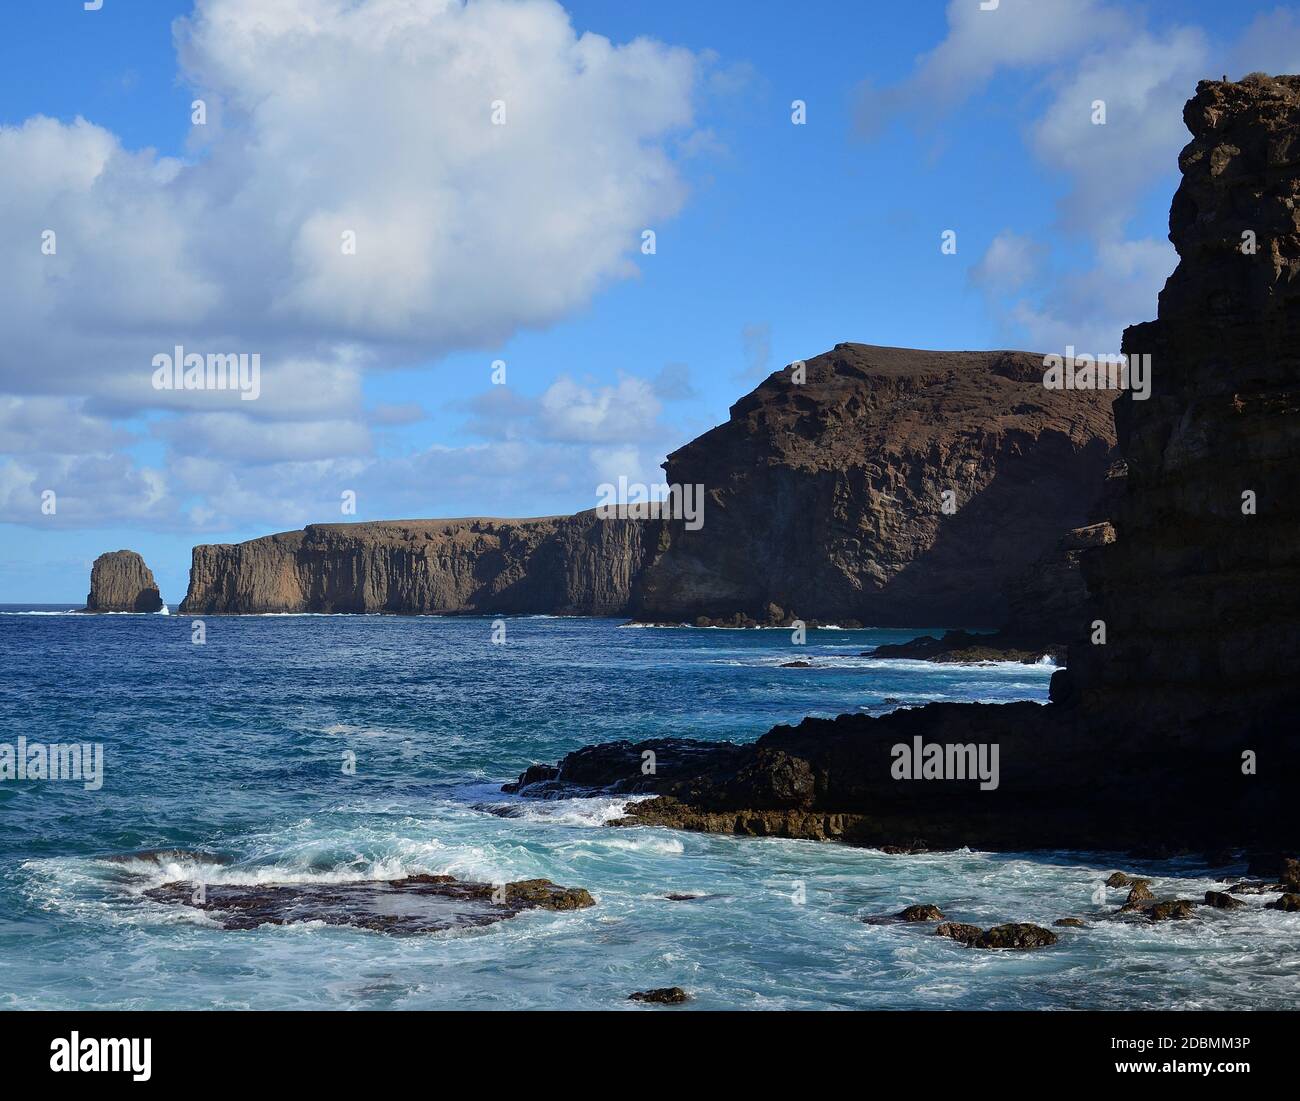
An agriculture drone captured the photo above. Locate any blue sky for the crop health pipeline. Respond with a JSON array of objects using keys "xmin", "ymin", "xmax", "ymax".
[{"xmin": 2, "ymin": 0, "xmax": 1298, "ymax": 601}]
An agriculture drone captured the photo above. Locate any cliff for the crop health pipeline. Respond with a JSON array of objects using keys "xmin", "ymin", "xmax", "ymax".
[
  {"xmin": 1059, "ymin": 73, "xmax": 1300, "ymax": 725},
  {"xmin": 84, "ymin": 550, "xmax": 163, "ymax": 613},
  {"xmin": 632, "ymin": 344, "xmax": 1117, "ymax": 627},
  {"xmin": 176, "ymin": 346, "xmax": 1115, "ymax": 622},
  {"xmin": 178, "ymin": 512, "xmax": 658, "ymax": 615},
  {"xmin": 509, "ymin": 76, "xmax": 1300, "ymax": 856}
]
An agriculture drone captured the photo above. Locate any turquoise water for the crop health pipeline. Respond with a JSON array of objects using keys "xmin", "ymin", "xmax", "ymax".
[{"xmin": 1, "ymin": 609, "xmax": 1295, "ymax": 1009}]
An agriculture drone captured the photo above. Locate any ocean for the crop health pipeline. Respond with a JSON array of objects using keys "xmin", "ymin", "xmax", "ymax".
[{"xmin": 1, "ymin": 607, "xmax": 1294, "ymax": 1010}]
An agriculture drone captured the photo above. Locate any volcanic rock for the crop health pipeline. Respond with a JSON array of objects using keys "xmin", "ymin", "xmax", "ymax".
[
  {"xmin": 935, "ymin": 921, "xmax": 985, "ymax": 944},
  {"xmin": 1265, "ymin": 893, "xmax": 1300, "ymax": 911},
  {"xmin": 509, "ymin": 77, "xmax": 1300, "ymax": 859},
  {"xmin": 628, "ymin": 987, "xmax": 691, "ymax": 1005},
  {"xmin": 1145, "ymin": 900, "xmax": 1199, "ymax": 922},
  {"xmin": 84, "ymin": 550, "xmax": 163, "ymax": 613},
  {"xmin": 896, "ymin": 904, "xmax": 944, "ymax": 921},
  {"xmin": 633, "ymin": 344, "xmax": 1115, "ymax": 627},
  {"xmin": 179, "ymin": 512, "xmax": 657, "ymax": 615},
  {"xmin": 144, "ymin": 874, "xmax": 594, "ymax": 933},
  {"xmin": 1126, "ymin": 881, "xmax": 1155, "ymax": 905},
  {"xmin": 975, "ymin": 924, "xmax": 1058, "ymax": 949},
  {"xmin": 1203, "ymin": 890, "xmax": 1245, "ymax": 909}
]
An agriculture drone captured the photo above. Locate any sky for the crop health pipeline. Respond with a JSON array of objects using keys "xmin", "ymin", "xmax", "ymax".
[{"xmin": 1, "ymin": 0, "xmax": 1299, "ymax": 602}]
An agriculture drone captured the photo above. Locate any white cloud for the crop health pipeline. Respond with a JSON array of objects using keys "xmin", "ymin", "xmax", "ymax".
[
  {"xmin": 856, "ymin": 0, "xmax": 1128, "ymax": 134},
  {"xmin": 0, "ymin": 0, "xmax": 705, "ymax": 531},
  {"xmin": 969, "ymin": 231, "xmax": 1046, "ymax": 293},
  {"xmin": 1029, "ymin": 28, "xmax": 1209, "ymax": 237},
  {"xmin": 1008, "ymin": 236, "xmax": 1176, "ymax": 354}
]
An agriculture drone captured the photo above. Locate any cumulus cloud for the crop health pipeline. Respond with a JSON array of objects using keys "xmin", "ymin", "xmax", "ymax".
[
  {"xmin": 1029, "ymin": 28, "xmax": 1209, "ymax": 237},
  {"xmin": 0, "ymin": 0, "xmax": 704, "ymax": 529},
  {"xmin": 854, "ymin": 0, "xmax": 1128, "ymax": 136}
]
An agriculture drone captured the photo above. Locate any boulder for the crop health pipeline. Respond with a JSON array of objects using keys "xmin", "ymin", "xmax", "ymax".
[
  {"xmin": 1203, "ymin": 890, "xmax": 1245, "ymax": 910},
  {"xmin": 935, "ymin": 922, "xmax": 984, "ymax": 944},
  {"xmin": 975, "ymin": 924, "xmax": 1058, "ymax": 950},
  {"xmin": 628, "ymin": 987, "xmax": 691, "ymax": 1005}
]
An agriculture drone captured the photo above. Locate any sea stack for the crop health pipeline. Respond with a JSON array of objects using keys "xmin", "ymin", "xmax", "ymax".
[{"xmin": 85, "ymin": 550, "xmax": 164, "ymax": 613}]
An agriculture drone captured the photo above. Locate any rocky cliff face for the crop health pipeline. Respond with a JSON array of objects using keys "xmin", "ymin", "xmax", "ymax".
[
  {"xmin": 1061, "ymin": 74, "xmax": 1300, "ymax": 726},
  {"xmin": 84, "ymin": 550, "xmax": 164, "ymax": 613},
  {"xmin": 632, "ymin": 344, "xmax": 1117, "ymax": 627},
  {"xmin": 177, "ymin": 345, "xmax": 1115, "ymax": 622},
  {"xmin": 510, "ymin": 77, "xmax": 1300, "ymax": 856},
  {"xmin": 179, "ymin": 512, "xmax": 658, "ymax": 615}
]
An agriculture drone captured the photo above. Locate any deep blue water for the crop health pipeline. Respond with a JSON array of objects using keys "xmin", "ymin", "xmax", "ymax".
[{"xmin": 1, "ymin": 608, "xmax": 1295, "ymax": 1010}]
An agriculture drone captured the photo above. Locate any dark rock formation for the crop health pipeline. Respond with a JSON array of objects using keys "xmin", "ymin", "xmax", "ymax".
[
  {"xmin": 84, "ymin": 550, "xmax": 163, "ymax": 613},
  {"xmin": 507, "ymin": 77, "xmax": 1300, "ymax": 858},
  {"xmin": 1204, "ymin": 890, "xmax": 1245, "ymax": 909},
  {"xmin": 628, "ymin": 987, "xmax": 691, "ymax": 1004},
  {"xmin": 144, "ymin": 874, "xmax": 593, "ymax": 933},
  {"xmin": 1059, "ymin": 73, "xmax": 1300, "ymax": 725},
  {"xmin": 1054, "ymin": 917, "xmax": 1088, "ymax": 927},
  {"xmin": 867, "ymin": 629, "xmax": 1064, "ymax": 665},
  {"xmin": 934, "ymin": 921, "xmax": 1058, "ymax": 948},
  {"xmin": 869, "ymin": 520, "xmax": 1117, "ymax": 663},
  {"xmin": 1265, "ymin": 893, "xmax": 1300, "ymax": 911},
  {"xmin": 1144, "ymin": 900, "xmax": 1199, "ymax": 922},
  {"xmin": 935, "ymin": 921, "xmax": 984, "ymax": 944},
  {"xmin": 179, "ymin": 512, "xmax": 657, "ymax": 615},
  {"xmin": 1126, "ymin": 881, "xmax": 1155, "ymax": 905},
  {"xmin": 633, "ymin": 344, "xmax": 1116, "ymax": 627},
  {"xmin": 896, "ymin": 904, "xmax": 944, "ymax": 921},
  {"xmin": 975, "ymin": 924, "xmax": 1058, "ymax": 949}
]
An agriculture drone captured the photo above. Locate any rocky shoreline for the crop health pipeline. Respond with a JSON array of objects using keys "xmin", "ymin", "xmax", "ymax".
[{"xmin": 504, "ymin": 76, "xmax": 1300, "ymax": 862}]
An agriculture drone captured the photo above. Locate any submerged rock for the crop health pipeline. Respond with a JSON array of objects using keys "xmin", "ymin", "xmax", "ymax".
[
  {"xmin": 144, "ymin": 874, "xmax": 594, "ymax": 933},
  {"xmin": 1054, "ymin": 917, "xmax": 1088, "ymax": 928},
  {"xmin": 1265, "ymin": 893, "xmax": 1300, "ymax": 912},
  {"xmin": 628, "ymin": 987, "xmax": 691, "ymax": 1005},
  {"xmin": 84, "ymin": 550, "xmax": 163, "ymax": 613}
]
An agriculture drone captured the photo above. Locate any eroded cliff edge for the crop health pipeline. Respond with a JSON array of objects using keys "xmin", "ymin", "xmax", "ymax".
[
  {"xmin": 179, "ymin": 512, "xmax": 658, "ymax": 615},
  {"xmin": 508, "ymin": 76, "xmax": 1300, "ymax": 854}
]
